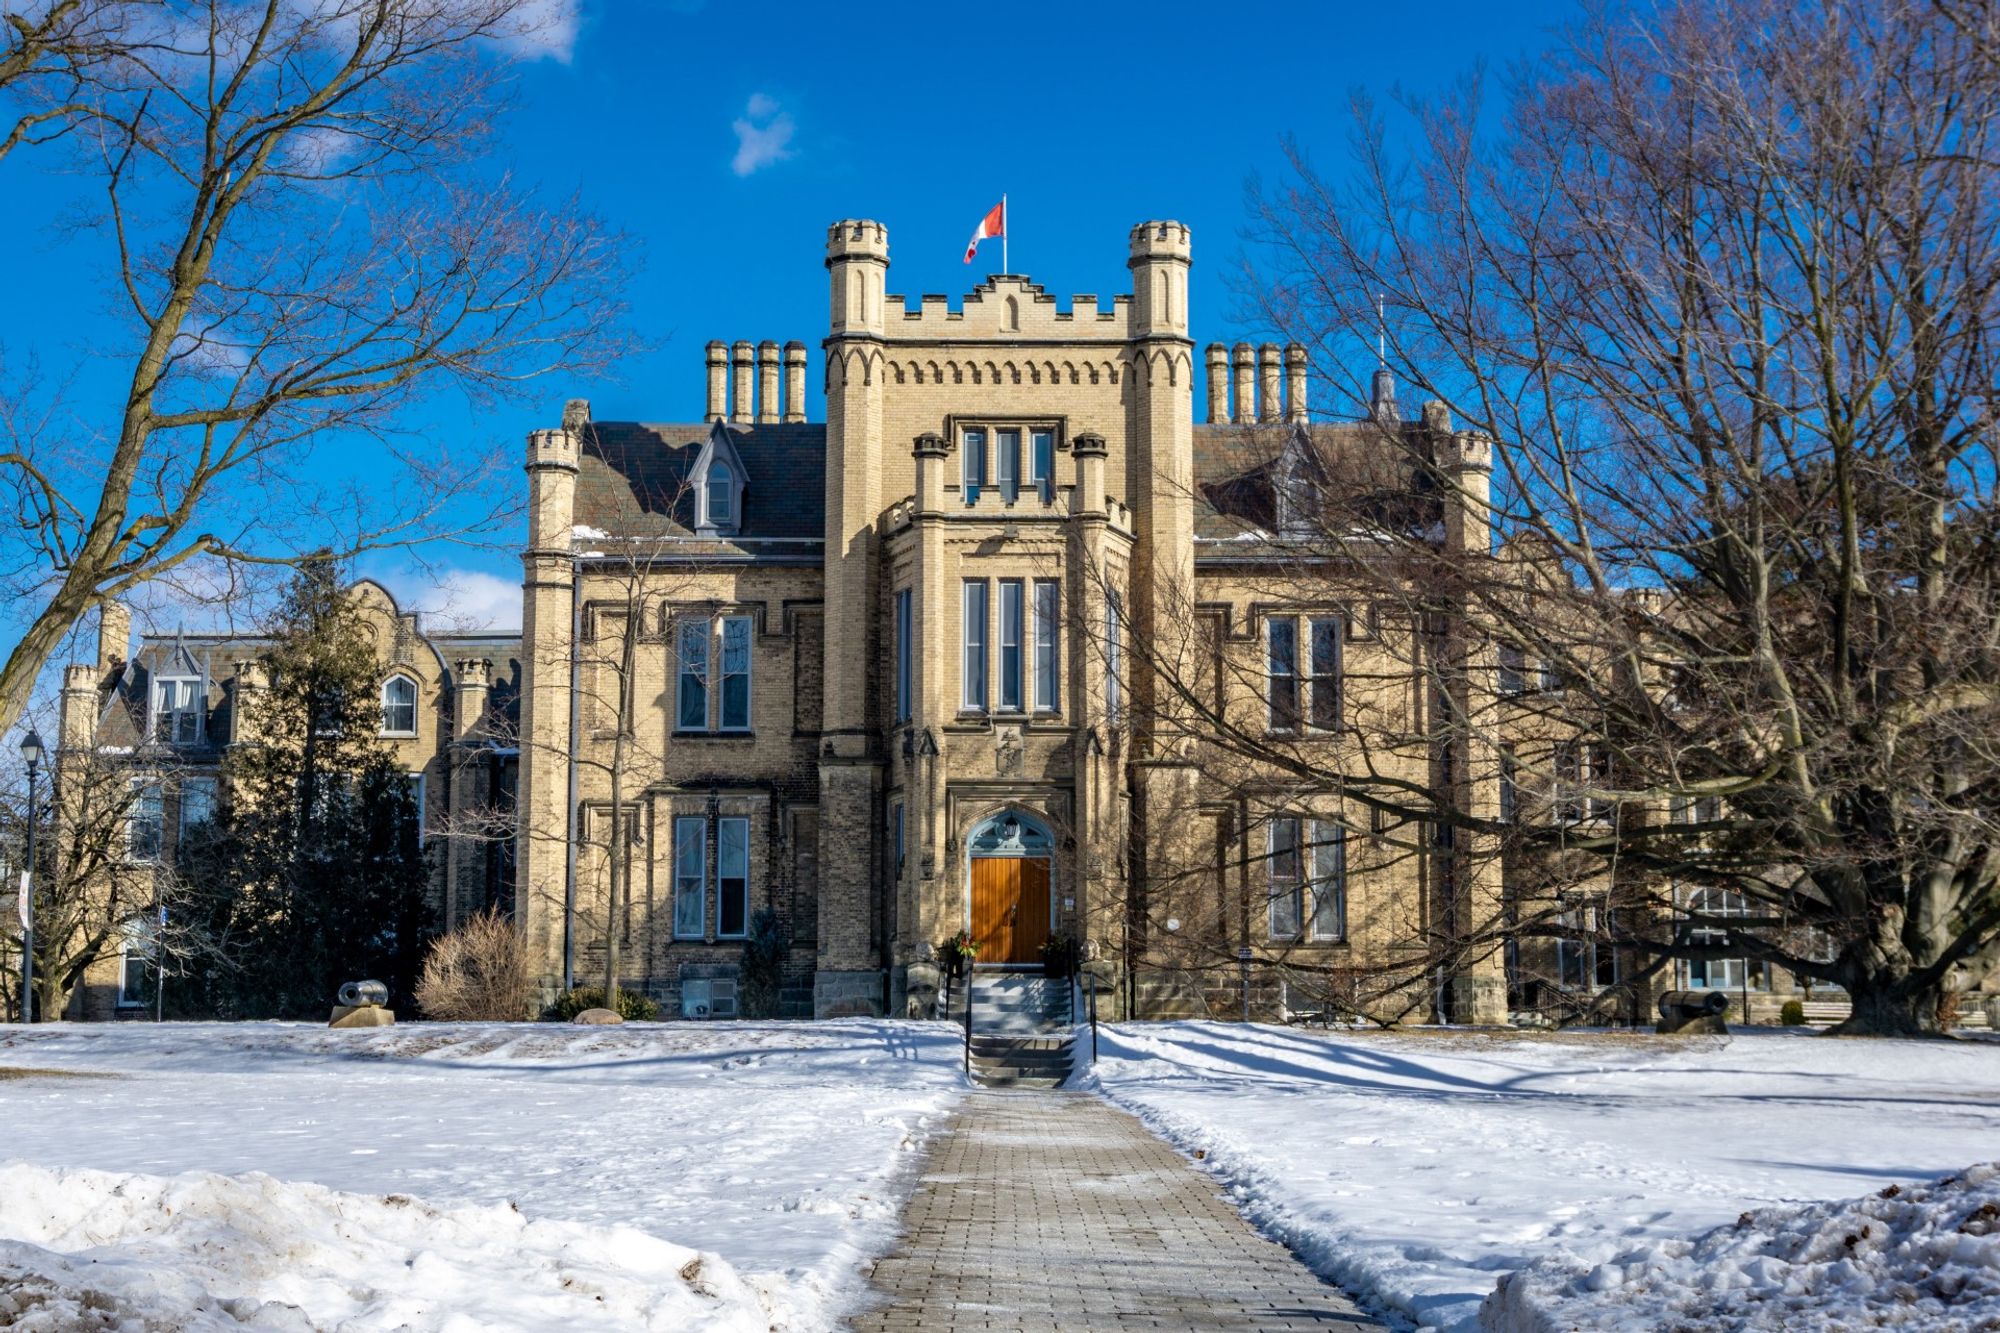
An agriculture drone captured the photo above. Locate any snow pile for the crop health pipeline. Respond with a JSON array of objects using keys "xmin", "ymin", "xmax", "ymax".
[
  {"xmin": 1092, "ymin": 1023, "xmax": 2000, "ymax": 1330},
  {"xmin": 0, "ymin": 1021, "xmax": 963, "ymax": 1327},
  {"xmin": 0, "ymin": 1161, "xmax": 769, "ymax": 1331},
  {"xmin": 1483, "ymin": 1163, "xmax": 2000, "ymax": 1332}
]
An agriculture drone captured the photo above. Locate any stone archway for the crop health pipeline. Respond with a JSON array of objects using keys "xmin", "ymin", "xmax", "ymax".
[{"xmin": 965, "ymin": 810, "xmax": 1055, "ymax": 967}]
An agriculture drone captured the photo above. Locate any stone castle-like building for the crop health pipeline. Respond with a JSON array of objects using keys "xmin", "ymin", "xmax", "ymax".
[{"xmin": 514, "ymin": 217, "xmax": 1521, "ymax": 1021}]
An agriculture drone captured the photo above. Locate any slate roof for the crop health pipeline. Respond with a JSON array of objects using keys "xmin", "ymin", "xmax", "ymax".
[
  {"xmin": 1192, "ymin": 419, "xmax": 1443, "ymax": 543},
  {"xmin": 573, "ymin": 418, "xmax": 1438, "ymax": 550},
  {"xmin": 576, "ymin": 422, "xmax": 826, "ymax": 543}
]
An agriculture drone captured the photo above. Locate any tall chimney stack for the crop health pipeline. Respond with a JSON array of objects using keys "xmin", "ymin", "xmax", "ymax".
[
  {"xmin": 783, "ymin": 341, "xmax": 808, "ymax": 422},
  {"xmin": 705, "ymin": 341, "xmax": 728, "ymax": 422},
  {"xmin": 1285, "ymin": 344, "xmax": 1308, "ymax": 422},
  {"xmin": 1258, "ymin": 344, "xmax": 1282, "ymax": 422},
  {"xmin": 97, "ymin": 600, "xmax": 131, "ymax": 672},
  {"xmin": 756, "ymin": 340, "xmax": 780, "ymax": 423},
  {"xmin": 1205, "ymin": 344, "xmax": 1230, "ymax": 423},
  {"xmin": 731, "ymin": 340, "xmax": 755, "ymax": 423},
  {"xmin": 1232, "ymin": 342, "xmax": 1256, "ymax": 425}
]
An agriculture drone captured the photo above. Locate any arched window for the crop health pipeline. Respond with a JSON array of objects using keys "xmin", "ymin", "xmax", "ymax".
[
  {"xmin": 380, "ymin": 675, "xmax": 417, "ymax": 736},
  {"xmin": 706, "ymin": 461, "xmax": 734, "ymax": 526}
]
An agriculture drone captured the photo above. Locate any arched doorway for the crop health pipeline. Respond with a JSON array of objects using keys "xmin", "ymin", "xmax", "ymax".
[{"xmin": 966, "ymin": 810, "xmax": 1055, "ymax": 966}]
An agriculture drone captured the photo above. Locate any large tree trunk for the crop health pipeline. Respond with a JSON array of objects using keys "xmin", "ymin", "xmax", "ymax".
[{"xmin": 1831, "ymin": 932, "xmax": 1948, "ymax": 1038}]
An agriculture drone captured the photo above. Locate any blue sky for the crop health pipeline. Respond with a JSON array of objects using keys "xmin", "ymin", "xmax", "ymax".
[{"xmin": 1, "ymin": 0, "xmax": 1581, "ymax": 642}]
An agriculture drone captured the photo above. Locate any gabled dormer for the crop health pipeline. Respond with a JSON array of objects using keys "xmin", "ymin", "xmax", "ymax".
[
  {"xmin": 691, "ymin": 421, "xmax": 749, "ymax": 537},
  {"xmin": 148, "ymin": 638, "xmax": 208, "ymax": 746},
  {"xmin": 1272, "ymin": 422, "xmax": 1332, "ymax": 538}
]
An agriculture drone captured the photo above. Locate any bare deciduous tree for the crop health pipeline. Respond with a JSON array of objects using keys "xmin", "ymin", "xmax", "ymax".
[
  {"xmin": 0, "ymin": 0, "xmax": 633, "ymax": 744},
  {"xmin": 1232, "ymin": 0, "xmax": 2000, "ymax": 1034}
]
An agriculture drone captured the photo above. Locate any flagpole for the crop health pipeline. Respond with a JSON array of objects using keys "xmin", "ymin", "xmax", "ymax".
[{"xmin": 1002, "ymin": 193, "xmax": 1008, "ymax": 274}]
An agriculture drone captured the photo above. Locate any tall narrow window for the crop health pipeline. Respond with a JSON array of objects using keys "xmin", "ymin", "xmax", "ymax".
[
  {"xmin": 996, "ymin": 429, "xmax": 1021, "ymax": 503},
  {"xmin": 1104, "ymin": 592, "xmax": 1123, "ymax": 721},
  {"xmin": 1308, "ymin": 819, "xmax": 1346, "ymax": 941},
  {"xmin": 380, "ymin": 675, "xmax": 417, "ymax": 736},
  {"xmin": 962, "ymin": 580, "xmax": 988, "ymax": 711},
  {"xmin": 706, "ymin": 461, "xmax": 734, "ymax": 526},
  {"xmin": 178, "ymin": 777, "xmax": 216, "ymax": 838},
  {"xmin": 720, "ymin": 615, "xmax": 752, "ymax": 730},
  {"xmin": 127, "ymin": 783, "xmax": 164, "ymax": 863},
  {"xmin": 1308, "ymin": 617, "xmax": 1341, "ymax": 730},
  {"xmin": 677, "ymin": 619, "xmax": 709, "ymax": 731},
  {"xmin": 895, "ymin": 589, "xmax": 913, "ymax": 723},
  {"xmin": 1268, "ymin": 618, "xmax": 1300, "ymax": 732},
  {"xmin": 674, "ymin": 816, "xmax": 707, "ymax": 938},
  {"xmin": 118, "ymin": 922, "xmax": 149, "ymax": 1007},
  {"xmin": 717, "ymin": 816, "xmax": 749, "ymax": 938},
  {"xmin": 1033, "ymin": 580, "xmax": 1060, "ymax": 712},
  {"xmin": 1498, "ymin": 746, "xmax": 1518, "ymax": 824},
  {"xmin": 998, "ymin": 579, "xmax": 1024, "ymax": 711},
  {"xmin": 1498, "ymin": 643, "xmax": 1526, "ymax": 696},
  {"xmin": 962, "ymin": 428, "xmax": 986, "ymax": 503},
  {"xmin": 1030, "ymin": 430, "xmax": 1054, "ymax": 501},
  {"xmin": 892, "ymin": 803, "xmax": 905, "ymax": 880},
  {"xmin": 1268, "ymin": 817, "xmax": 1303, "ymax": 939}
]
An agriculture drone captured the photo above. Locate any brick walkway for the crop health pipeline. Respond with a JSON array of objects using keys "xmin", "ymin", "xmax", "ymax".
[{"xmin": 851, "ymin": 1092, "xmax": 1380, "ymax": 1331}]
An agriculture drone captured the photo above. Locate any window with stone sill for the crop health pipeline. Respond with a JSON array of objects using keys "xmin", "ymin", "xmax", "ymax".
[{"xmin": 959, "ymin": 423, "xmax": 1057, "ymax": 504}]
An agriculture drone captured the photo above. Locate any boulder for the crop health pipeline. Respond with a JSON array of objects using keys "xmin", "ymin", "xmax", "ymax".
[
  {"xmin": 329, "ymin": 1004, "xmax": 395, "ymax": 1029},
  {"xmin": 572, "ymin": 1007, "xmax": 624, "ymax": 1025}
]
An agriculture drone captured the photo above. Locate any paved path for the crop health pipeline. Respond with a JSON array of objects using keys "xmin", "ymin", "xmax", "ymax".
[{"xmin": 852, "ymin": 1092, "xmax": 1380, "ymax": 1331}]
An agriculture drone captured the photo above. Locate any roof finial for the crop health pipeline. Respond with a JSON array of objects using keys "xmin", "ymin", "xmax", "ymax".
[{"xmin": 1370, "ymin": 292, "xmax": 1398, "ymax": 423}]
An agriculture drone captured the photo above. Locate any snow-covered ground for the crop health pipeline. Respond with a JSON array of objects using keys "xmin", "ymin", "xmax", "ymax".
[
  {"xmin": 1484, "ymin": 1161, "xmax": 2000, "ymax": 1332},
  {"xmin": 0, "ymin": 1021, "xmax": 964, "ymax": 1330},
  {"xmin": 1088, "ymin": 1023, "xmax": 2000, "ymax": 1331}
]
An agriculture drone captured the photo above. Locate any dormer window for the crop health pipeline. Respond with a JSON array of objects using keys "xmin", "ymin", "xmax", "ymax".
[
  {"xmin": 706, "ymin": 462, "xmax": 734, "ymax": 526},
  {"xmin": 692, "ymin": 422, "xmax": 748, "ymax": 536},
  {"xmin": 380, "ymin": 674, "xmax": 418, "ymax": 736},
  {"xmin": 153, "ymin": 677, "xmax": 202, "ymax": 744}
]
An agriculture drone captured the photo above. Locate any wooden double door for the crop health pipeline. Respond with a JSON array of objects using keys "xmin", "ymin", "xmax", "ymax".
[{"xmin": 970, "ymin": 856, "xmax": 1051, "ymax": 965}]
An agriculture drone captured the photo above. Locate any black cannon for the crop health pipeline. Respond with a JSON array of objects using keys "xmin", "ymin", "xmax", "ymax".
[{"xmin": 1656, "ymin": 988, "xmax": 1729, "ymax": 1033}]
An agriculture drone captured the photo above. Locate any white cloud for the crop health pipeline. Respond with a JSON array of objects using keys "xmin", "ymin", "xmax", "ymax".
[
  {"xmin": 491, "ymin": 0, "xmax": 581, "ymax": 63},
  {"xmin": 387, "ymin": 566, "xmax": 522, "ymax": 634},
  {"xmin": 731, "ymin": 92, "xmax": 796, "ymax": 177}
]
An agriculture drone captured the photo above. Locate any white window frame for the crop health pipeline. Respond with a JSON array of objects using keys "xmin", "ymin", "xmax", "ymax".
[
  {"xmin": 153, "ymin": 676, "xmax": 202, "ymax": 745},
  {"xmin": 380, "ymin": 674, "xmax": 418, "ymax": 737},
  {"xmin": 117, "ymin": 921, "xmax": 150, "ymax": 1008},
  {"xmin": 1267, "ymin": 816, "xmax": 1304, "ymax": 940},
  {"xmin": 1032, "ymin": 579, "xmax": 1060, "ymax": 713},
  {"xmin": 178, "ymin": 776, "xmax": 217, "ymax": 837},
  {"xmin": 126, "ymin": 781, "xmax": 164, "ymax": 864},
  {"xmin": 1308, "ymin": 819, "xmax": 1346, "ymax": 942},
  {"xmin": 962, "ymin": 579, "xmax": 988, "ymax": 711},
  {"xmin": 673, "ymin": 815, "xmax": 707, "ymax": 940},
  {"xmin": 1684, "ymin": 886, "xmax": 1763, "ymax": 991},
  {"xmin": 718, "ymin": 615, "xmax": 753, "ymax": 732},
  {"xmin": 715, "ymin": 816, "xmax": 750, "ymax": 939},
  {"xmin": 998, "ymin": 579, "xmax": 1024, "ymax": 712}
]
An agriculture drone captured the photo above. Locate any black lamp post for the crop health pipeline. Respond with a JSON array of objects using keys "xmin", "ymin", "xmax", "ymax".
[{"xmin": 18, "ymin": 729, "xmax": 43, "ymax": 1023}]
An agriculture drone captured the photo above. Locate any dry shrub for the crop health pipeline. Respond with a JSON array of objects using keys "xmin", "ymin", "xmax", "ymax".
[{"xmin": 415, "ymin": 910, "xmax": 537, "ymax": 1022}]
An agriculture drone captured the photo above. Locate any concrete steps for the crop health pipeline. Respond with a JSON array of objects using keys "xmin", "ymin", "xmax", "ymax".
[
  {"xmin": 960, "ymin": 972, "xmax": 1076, "ymax": 1087},
  {"xmin": 967, "ymin": 1034, "xmax": 1073, "ymax": 1089}
]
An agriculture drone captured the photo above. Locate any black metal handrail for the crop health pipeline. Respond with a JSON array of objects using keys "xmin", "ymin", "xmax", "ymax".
[
  {"xmin": 1088, "ymin": 971, "xmax": 1099, "ymax": 1065},
  {"xmin": 963, "ymin": 975, "xmax": 973, "ymax": 1077}
]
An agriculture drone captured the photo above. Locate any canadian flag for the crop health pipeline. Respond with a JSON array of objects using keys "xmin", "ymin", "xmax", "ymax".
[{"xmin": 963, "ymin": 198, "xmax": 1005, "ymax": 264}]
